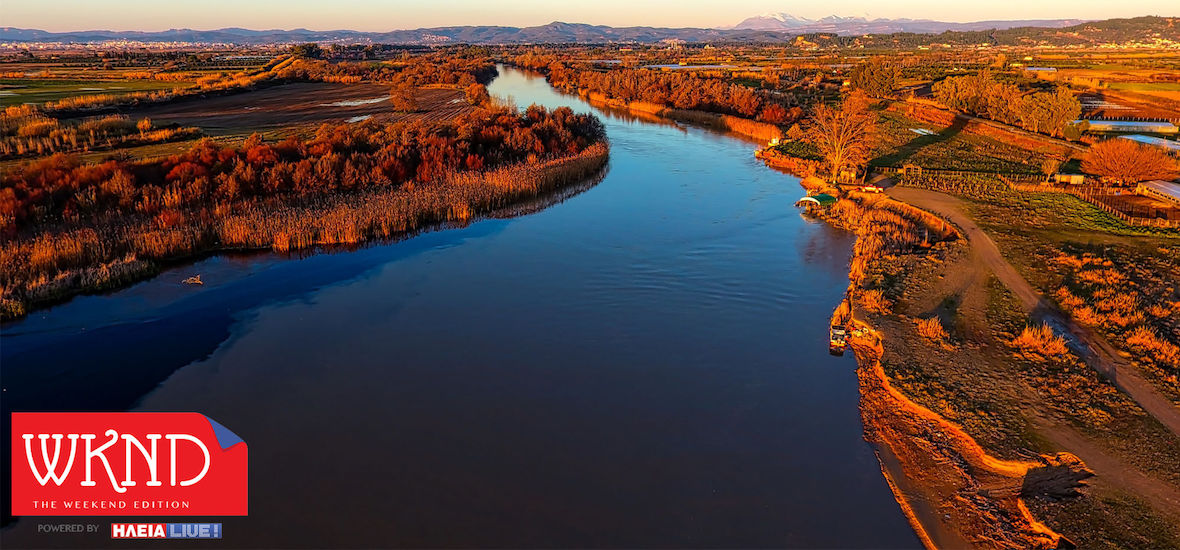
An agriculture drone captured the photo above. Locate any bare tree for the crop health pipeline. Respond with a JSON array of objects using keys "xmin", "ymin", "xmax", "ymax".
[
  {"xmin": 806, "ymin": 91, "xmax": 878, "ymax": 180},
  {"xmin": 1082, "ymin": 139, "xmax": 1179, "ymax": 185}
]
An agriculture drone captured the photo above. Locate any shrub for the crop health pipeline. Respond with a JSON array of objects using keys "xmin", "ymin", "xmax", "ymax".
[
  {"xmin": 915, "ymin": 317, "xmax": 952, "ymax": 348},
  {"xmin": 860, "ymin": 289, "xmax": 892, "ymax": 314},
  {"xmin": 1083, "ymin": 138, "xmax": 1179, "ymax": 185},
  {"xmin": 1011, "ymin": 324, "xmax": 1069, "ymax": 359},
  {"xmin": 1126, "ymin": 327, "xmax": 1180, "ymax": 369}
]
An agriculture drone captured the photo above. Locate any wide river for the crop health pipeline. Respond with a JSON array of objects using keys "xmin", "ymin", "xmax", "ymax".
[{"xmin": 1, "ymin": 66, "xmax": 919, "ymax": 548}]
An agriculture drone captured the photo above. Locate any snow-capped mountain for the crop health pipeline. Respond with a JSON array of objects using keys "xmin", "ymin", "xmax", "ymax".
[{"xmin": 730, "ymin": 13, "xmax": 1084, "ymax": 34}]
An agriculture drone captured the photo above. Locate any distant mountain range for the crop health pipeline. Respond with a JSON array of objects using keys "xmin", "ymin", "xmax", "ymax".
[
  {"xmin": 0, "ymin": 16, "xmax": 1174, "ymax": 45},
  {"xmin": 730, "ymin": 13, "xmax": 1087, "ymax": 34},
  {"xmin": 0, "ymin": 24, "xmax": 762, "ymax": 45}
]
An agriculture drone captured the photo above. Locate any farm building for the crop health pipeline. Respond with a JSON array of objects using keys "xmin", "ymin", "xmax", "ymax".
[
  {"xmin": 1137, "ymin": 181, "xmax": 1180, "ymax": 206},
  {"xmin": 1118, "ymin": 134, "xmax": 1180, "ymax": 156},
  {"xmin": 1080, "ymin": 120, "xmax": 1179, "ymax": 135},
  {"xmin": 1054, "ymin": 173, "xmax": 1085, "ymax": 185}
]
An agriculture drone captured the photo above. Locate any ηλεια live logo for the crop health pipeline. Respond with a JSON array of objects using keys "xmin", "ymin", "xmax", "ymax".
[{"xmin": 10, "ymin": 413, "xmax": 247, "ymax": 516}]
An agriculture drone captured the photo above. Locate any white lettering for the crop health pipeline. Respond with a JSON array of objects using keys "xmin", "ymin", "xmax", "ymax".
[
  {"xmin": 121, "ymin": 434, "xmax": 163, "ymax": 487},
  {"xmin": 80, "ymin": 430, "xmax": 126, "ymax": 493},
  {"xmin": 167, "ymin": 434, "xmax": 210, "ymax": 486},
  {"xmin": 23, "ymin": 434, "xmax": 79, "ymax": 486}
]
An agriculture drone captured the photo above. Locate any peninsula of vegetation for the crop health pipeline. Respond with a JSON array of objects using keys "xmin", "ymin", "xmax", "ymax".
[
  {"xmin": 3, "ymin": 17, "xmax": 1180, "ymax": 548},
  {"xmin": 0, "ymin": 50, "xmax": 608, "ymax": 319}
]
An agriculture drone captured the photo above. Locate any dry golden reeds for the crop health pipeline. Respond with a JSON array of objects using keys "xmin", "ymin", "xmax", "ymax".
[
  {"xmin": 915, "ymin": 317, "xmax": 953, "ymax": 349},
  {"xmin": 1010, "ymin": 324, "xmax": 1070, "ymax": 359}
]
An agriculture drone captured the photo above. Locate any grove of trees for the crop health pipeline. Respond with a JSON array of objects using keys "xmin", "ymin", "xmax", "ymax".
[
  {"xmin": 932, "ymin": 71, "xmax": 1081, "ymax": 139},
  {"xmin": 850, "ymin": 58, "xmax": 900, "ymax": 99},
  {"xmin": 516, "ymin": 54, "xmax": 800, "ymax": 124},
  {"xmin": 1, "ymin": 104, "xmax": 606, "ymax": 235}
]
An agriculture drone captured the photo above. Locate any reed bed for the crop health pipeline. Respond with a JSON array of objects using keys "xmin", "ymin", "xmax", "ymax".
[
  {"xmin": 0, "ymin": 143, "xmax": 607, "ymax": 319},
  {"xmin": 820, "ymin": 191, "xmax": 958, "ymax": 287},
  {"xmin": 0, "ymin": 110, "xmax": 199, "ymax": 159}
]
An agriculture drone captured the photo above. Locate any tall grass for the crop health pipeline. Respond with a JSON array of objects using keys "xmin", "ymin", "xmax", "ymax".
[
  {"xmin": 1051, "ymin": 251, "xmax": 1180, "ymax": 384},
  {"xmin": 0, "ymin": 108, "xmax": 198, "ymax": 159},
  {"xmin": 915, "ymin": 317, "xmax": 953, "ymax": 349},
  {"xmin": 1010, "ymin": 324, "xmax": 1070, "ymax": 359},
  {"xmin": 0, "ymin": 143, "xmax": 608, "ymax": 319}
]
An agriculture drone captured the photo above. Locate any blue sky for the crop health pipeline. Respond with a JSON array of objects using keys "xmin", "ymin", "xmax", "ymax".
[{"xmin": 1, "ymin": 0, "xmax": 1174, "ymax": 31}]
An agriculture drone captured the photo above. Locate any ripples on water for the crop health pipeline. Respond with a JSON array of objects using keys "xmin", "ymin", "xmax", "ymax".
[{"xmin": 0, "ymin": 66, "xmax": 920, "ymax": 549}]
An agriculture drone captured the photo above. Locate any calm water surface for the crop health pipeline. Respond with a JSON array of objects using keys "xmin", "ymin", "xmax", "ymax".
[{"xmin": 1, "ymin": 67, "xmax": 918, "ymax": 548}]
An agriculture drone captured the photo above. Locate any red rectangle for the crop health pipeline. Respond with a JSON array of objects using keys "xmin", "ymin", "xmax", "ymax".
[{"xmin": 11, "ymin": 413, "xmax": 247, "ymax": 516}]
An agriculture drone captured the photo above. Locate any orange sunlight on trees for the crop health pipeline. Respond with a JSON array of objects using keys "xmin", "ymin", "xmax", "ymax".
[
  {"xmin": 1082, "ymin": 139, "xmax": 1179, "ymax": 185},
  {"xmin": 805, "ymin": 91, "xmax": 878, "ymax": 180}
]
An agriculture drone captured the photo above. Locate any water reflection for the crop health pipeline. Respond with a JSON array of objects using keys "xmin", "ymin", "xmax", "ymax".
[{"xmin": 1, "ymin": 66, "xmax": 919, "ymax": 549}]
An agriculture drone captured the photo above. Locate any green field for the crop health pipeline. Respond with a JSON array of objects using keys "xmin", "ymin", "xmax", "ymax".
[
  {"xmin": 0, "ymin": 78, "xmax": 194, "ymax": 107},
  {"xmin": 871, "ymin": 111, "xmax": 1048, "ymax": 173}
]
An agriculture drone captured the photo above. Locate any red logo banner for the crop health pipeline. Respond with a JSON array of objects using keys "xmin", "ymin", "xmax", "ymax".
[{"xmin": 11, "ymin": 413, "xmax": 247, "ymax": 516}]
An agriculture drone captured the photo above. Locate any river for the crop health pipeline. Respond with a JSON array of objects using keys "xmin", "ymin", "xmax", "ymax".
[{"xmin": 0, "ymin": 66, "xmax": 919, "ymax": 548}]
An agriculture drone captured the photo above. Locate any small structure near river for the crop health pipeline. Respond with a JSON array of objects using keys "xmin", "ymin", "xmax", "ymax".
[{"xmin": 796, "ymin": 193, "xmax": 838, "ymax": 209}]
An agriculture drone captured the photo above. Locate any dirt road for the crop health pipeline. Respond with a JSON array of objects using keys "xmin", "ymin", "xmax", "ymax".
[{"xmin": 887, "ymin": 186, "xmax": 1180, "ymax": 439}]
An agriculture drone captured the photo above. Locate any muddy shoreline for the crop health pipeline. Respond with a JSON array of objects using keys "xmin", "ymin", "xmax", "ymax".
[{"xmin": 764, "ymin": 158, "xmax": 1091, "ymax": 548}]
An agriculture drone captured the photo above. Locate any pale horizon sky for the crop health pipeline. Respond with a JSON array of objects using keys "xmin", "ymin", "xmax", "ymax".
[{"xmin": 0, "ymin": 0, "xmax": 1175, "ymax": 32}]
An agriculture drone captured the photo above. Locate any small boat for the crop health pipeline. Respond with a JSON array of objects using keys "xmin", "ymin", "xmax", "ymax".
[
  {"xmin": 182, "ymin": 275, "xmax": 203, "ymax": 285},
  {"xmin": 829, "ymin": 324, "xmax": 848, "ymax": 355}
]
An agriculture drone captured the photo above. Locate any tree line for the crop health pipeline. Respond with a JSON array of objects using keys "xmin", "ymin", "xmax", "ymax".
[
  {"xmin": 931, "ymin": 71, "xmax": 1083, "ymax": 139},
  {"xmin": 2, "ymin": 104, "xmax": 605, "ymax": 235},
  {"xmin": 514, "ymin": 54, "xmax": 802, "ymax": 124}
]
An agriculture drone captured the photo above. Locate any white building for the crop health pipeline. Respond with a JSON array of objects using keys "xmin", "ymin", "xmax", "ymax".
[
  {"xmin": 1118, "ymin": 134, "xmax": 1180, "ymax": 156},
  {"xmin": 1137, "ymin": 181, "xmax": 1180, "ymax": 205},
  {"xmin": 1082, "ymin": 120, "xmax": 1179, "ymax": 135}
]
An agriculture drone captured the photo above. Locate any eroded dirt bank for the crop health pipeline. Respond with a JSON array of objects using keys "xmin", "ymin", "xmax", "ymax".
[
  {"xmin": 788, "ymin": 174, "xmax": 1096, "ymax": 549},
  {"xmin": 851, "ymin": 325, "xmax": 1089, "ymax": 549}
]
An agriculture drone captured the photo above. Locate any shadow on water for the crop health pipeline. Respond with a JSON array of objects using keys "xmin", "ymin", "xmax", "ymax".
[
  {"xmin": 2, "ymin": 65, "xmax": 920, "ymax": 549},
  {"xmin": 0, "ymin": 164, "xmax": 608, "ymax": 526}
]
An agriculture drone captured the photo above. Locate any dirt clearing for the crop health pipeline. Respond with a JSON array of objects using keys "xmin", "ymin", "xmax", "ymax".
[{"xmin": 104, "ymin": 82, "xmax": 473, "ymax": 136}]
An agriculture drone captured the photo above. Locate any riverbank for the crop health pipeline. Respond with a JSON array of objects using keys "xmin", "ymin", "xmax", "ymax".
[
  {"xmin": 791, "ymin": 175, "xmax": 1087, "ymax": 548},
  {"xmin": 764, "ymin": 151, "xmax": 1180, "ymax": 546},
  {"xmin": 0, "ymin": 143, "xmax": 608, "ymax": 320},
  {"xmin": 3, "ymin": 64, "xmax": 923, "ymax": 547},
  {"xmin": 577, "ymin": 91, "xmax": 783, "ymax": 143}
]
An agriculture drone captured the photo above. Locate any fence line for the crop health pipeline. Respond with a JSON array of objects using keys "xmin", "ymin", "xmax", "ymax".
[
  {"xmin": 875, "ymin": 165, "xmax": 1046, "ymax": 183},
  {"xmin": 1007, "ymin": 181, "xmax": 1180, "ymax": 228},
  {"xmin": 1081, "ymin": 116, "xmax": 1180, "ymax": 126}
]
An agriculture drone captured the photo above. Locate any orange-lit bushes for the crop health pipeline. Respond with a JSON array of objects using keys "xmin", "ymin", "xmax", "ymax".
[
  {"xmin": 1010, "ymin": 324, "xmax": 1070, "ymax": 360},
  {"xmin": 1050, "ymin": 251, "xmax": 1179, "ymax": 382},
  {"xmin": 915, "ymin": 316, "xmax": 953, "ymax": 349},
  {"xmin": 0, "ymin": 104, "xmax": 607, "ymax": 318},
  {"xmin": 1126, "ymin": 327, "xmax": 1180, "ymax": 370},
  {"xmin": 522, "ymin": 56, "xmax": 799, "ymax": 124}
]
